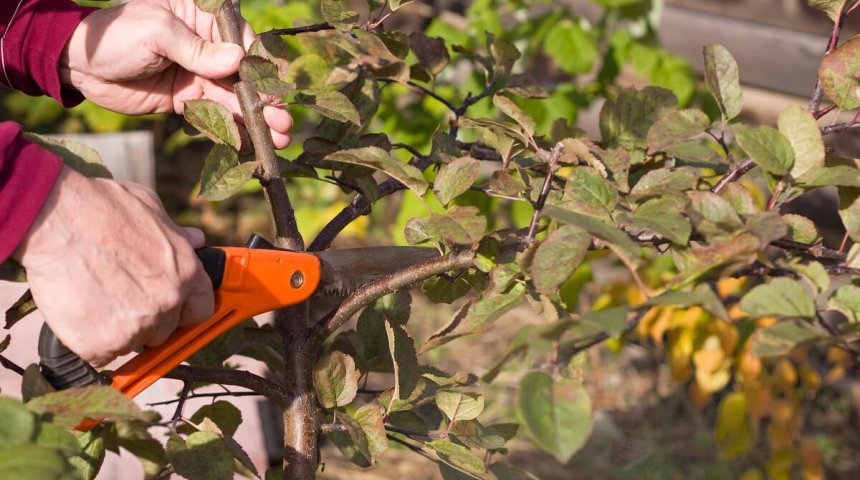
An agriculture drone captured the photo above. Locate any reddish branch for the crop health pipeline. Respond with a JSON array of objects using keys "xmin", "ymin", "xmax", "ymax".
[{"xmin": 710, "ymin": 159, "xmax": 756, "ymax": 194}]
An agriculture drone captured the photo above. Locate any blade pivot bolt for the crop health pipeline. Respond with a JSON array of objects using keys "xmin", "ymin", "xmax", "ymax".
[{"xmin": 290, "ymin": 271, "xmax": 305, "ymax": 289}]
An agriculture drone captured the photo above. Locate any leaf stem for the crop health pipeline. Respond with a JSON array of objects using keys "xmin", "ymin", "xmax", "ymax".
[
  {"xmin": 165, "ymin": 365, "xmax": 289, "ymax": 409},
  {"xmin": 263, "ymin": 23, "xmax": 336, "ymax": 36},
  {"xmin": 526, "ymin": 143, "xmax": 563, "ymax": 241}
]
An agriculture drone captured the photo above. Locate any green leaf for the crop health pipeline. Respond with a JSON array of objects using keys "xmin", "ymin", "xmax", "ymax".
[
  {"xmin": 740, "ymin": 278, "xmax": 816, "ymax": 318},
  {"xmin": 491, "ymin": 37, "xmax": 521, "ymax": 76},
  {"xmin": 385, "ymin": 321, "xmax": 420, "ymax": 401},
  {"xmin": 582, "ymin": 307, "xmax": 628, "ymax": 337},
  {"xmin": 493, "ymin": 95, "xmax": 536, "ymax": 138},
  {"xmin": 703, "ymin": 44, "xmax": 743, "ymax": 120},
  {"xmin": 529, "ymin": 225, "xmax": 590, "ymax": 294},
  {"xmin": 687, "ymin": 191, "xmax": 744, "ymax": 241},
  {"xmin": 809, "ymin": 0, "xmax": 849, "ymax": 21},
  {"xmin": 388, "ymin": 0, "xmax": 414, "ymax": 11},
  {"xmin": 194, "ymin": 0, "xmax": 226, "ymax": 13},
  {"xmin": 27, "ymin": 386, "xmax": 146, "ymax": 429},
  {"xmin": 600, "ymin": 86, "xmax": 678, "ymax": 149},
  {"xmin": 427, "ymin": 440, "xmax": 486, "ymax": 477},
  {"xmin": 0, "ymin": 444, "xmax": 74, "ymax": 480},
  {"xmin": 183, "ymin": 99, "xmax": 241, "ymax": 150},
  {"xmin": 828, "ymin": 284, "xmax": 860, "ymax": 322},
  {"xmin": 629, "ymin": 167, "xmax": 698, "ymax": 200},
  {"xmin": 422, "ymin": 276, "xmax": 473, "ymax": 304},
  {"xmin": 543, "ymin": 20, "xmax": 597, "ymax": 75},
  {"xmin": 239, "ymin": 56, "xmax": 293, "ymax": 96},
  {"xmin": 626, "ymin": 196, "xmax": 691, "ymax": 245},
  {"xmin": 21, "ymin": 364, "xmax": 55, "ymax": 402},
  {"xmin": 353, "ymin": 404, "xmax": 388, "ymax": 459},
  {"xmin": 646, "ymin": 109, "xmax": 710, "ymax": 153},
  {"xmin": 24, "ymin": 133, "xmax": 112, "ymax": 179},
  {"xmin": 5, "ymin": 290, "xmax": 36, "ymax": 329},
  {"xmin": 181, "ymin": 401, "xmax": 242, "ymax": 437},
  {"xmin": 0, "ymin": 259, "xmax": 25, "ymax": 282},
  {"xmin": 783, "ymin": 214, "xmax": 820, "ymax": 243},
  {"xmin": 798, "ymin": 165, "xmax": 860, "ymax": 187},
  {"xmin": 787, "ymin": 260, "xmax": 831, "ymax": 294},
  {"xmin": 819, "ymin": 35, "xmax": 860, "ymax": 109},
  {"xmin": 745, "ymin": 211, "xmax": 788, "ymax": 245},
  {"xmin": 646, "ymin": 284, "xmax": 729, "ymax": 319},
  {"xmin": 715, "ymin": 392, "xmax": 754, "ymax": 459},
  {"xmin": 517, "ymin": 372, "xmax": 592, "ymax": 463},
  {"xmin": 544, "ymin": 206, "xmax": 642, "ymax": 266},
  {"xmin": 840, "ymin": 187, "xmax": 860, "ymax": 241},
  {"xmin": 167, "ymin": 431, "xmax": 233, "ymax": 480},
  {"xmin": 199, "ymin": 145, "xmax": 256, "ymax": 201},
  {"xmin": 751, "ymin": 321, "xmax": 826, "ymax": 357},
  {"xmin": 69, "ymin": 430, "xmax": 105, "ymax": 480},
  {"xmin": 435, "ymin": 390, "xmax": 485, "ymax": 423},
  {"xmin": 409, "ymin": 32, "xmax": 450, "ymax": 75},
  {"xmin": 435, "ymin": 156, "xmax": 479, "ymax": 205},
  {"xmin": 733, "ymin": 124, "xmax": 794, "ymax": 176},
  {"xmin": 562, "ymin": 167, "xmax": 618, "ymax": 219},
  {"xmin": 450, "ymin": 421, "xmax": 507, "ymax": 450},
  {"xmin": 426, "ymin": 206, "xmax": 488, "ymax": 246},
  {"xmin": 313, "ymin": 351, "xmax": 360, "ymax": 409},
  {"xmin": 326, "ymin": 147, "xmax": 428, "ymax": 195},
  {"xmin": 330, "ymin": 411, "xmax": 372, "ymax": 466},
  {"xmin": 285, "ymin": 54, "xmax": 330, "ymax": 90},
  {"xmin": 295, "ymin": 89, "xmax": 361, "ymax": 126},
  {"xmin": 320, "ymin": 0, "xmax": 359, "ymax": 30},
  {"xmin": 720, "ymin": 183, "xmax": 759, "ymax": 216},
  {"xmin": 0, "ymin": 397, "xmax": 36, "ymax": 446},
  {"xmin": 112, "ymin": 420, "xmax": 167, "ymax": 479},
  {"xmin": 778, "ymin": 105, "xmax": 825, "ymax": 179}
]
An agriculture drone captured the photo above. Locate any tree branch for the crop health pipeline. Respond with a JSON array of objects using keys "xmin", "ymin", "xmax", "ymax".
[
  {"xmin": 820, "ymin": 121, "xmax": 860, "ymax": 135},
  {"xmin": 262, "ymin": 23, "xmax": 335, "ymax": 36},
  {"xmin": 216, "ymin": 4, "xmax": 303, "ymax": 250},
  {"xmin": 378, "ymin": 78, "xmax": 459, "ymax": 113},
  {"xmin": 526, "ymin": 143, "xmax": 562, "ymax": 240},
  {"xmin": 771, "ymin": 239, "xmax": 848, "ymax": 262},
  {"xmin": 315, "ymin": 250, "xmax": 476, "ymax": 339},
  {"xmin": 0, "ymin": 354, "xmax": 24, "ymax": 376},
  {"xmin": 710, "ymin": 159, "xmax": 756, "ymax": 194},
  {"xmin": 165, "ymin": 365, "xmax": 289, "ymax": 409}
]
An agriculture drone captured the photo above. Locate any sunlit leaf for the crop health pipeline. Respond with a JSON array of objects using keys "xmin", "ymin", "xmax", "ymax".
[
  {"xmin": 183, "ymin": 99, "xmax": 241, "ymax": 150},
  {"xmin": 600, "ymin": 86, "xmax": 678, "ymax": 149},
  {"xmin": 782, "ymin": 214, "xmax": 819, "ymax": 243},
  {"xmin": 819, "ymin": 35, "xmax": 860, "ymax": 109},
  {"xmin": 239, "ymin": 56, "xmax": 294, "ymax": 96},
  {"xmin": 703, "ymin": 44, "xmax": 743, "ymax": 121},
  {"xmin": 733, "ymin": 124, "xmax": 794, "ymax": 176},
  {"xmin": 751, "ymin": 321, "xmax": 826, "ymax": 357},
  {"xmin": 494, "ymin": 95, "xmax": 536, "ymax": 138},
  {"xmin": 544, "ymin": 206, "xmax": 642, "ymax": 266},
  {"xmin": 740, "ymin": 278, "xmax": 815, "ymax": 318},
  {"xmin": 778, "ymin": 105, "xmax": 825, "ymax": 179},
  {"xmin": 529, "ymin": 225, "xmax": 590, "ymax": 294},
  {"xmin": 313, "ymin": 351, "xmax": 360, "ymax": 408},
  {"xmin": 166, "ymin": 431, "xmax": 233, "ymax": 480},
  {"xmin": 326, "ymin": 147, "xmax": 427, "ymax": 195},
  {"xmin": 624, "ymin": 196, "xmax": 691, "ymax": 245},
  {"xmin": 295, "ymin": 89, "xmax": 361, "ymax": 126},
  {"xmin": 24, "ymin": 133, "xmax": 112, "ymax": 179},
  {"xmin": 435, "ymin": 390, "xmax": 485, "ymax": 423},
  {"xmin": 517, "ymin": 372, "xmax": 592, "ymax": 463},
  {"xmin": 320, "ymin": 0, "xmax": 359, "ymax": 30},
  {"xmin": 828, "ymin": 284, "xmax": 860, "ymax": 323},
  {"xmin": 646, "ymin": 109, "xmax": 709, "ymax": 153},
  {"xmin": 562, "ymin": 166, "xmax": 617, "ymax": 219},
  {"xmin": 543, "ymin": 20, "xmax": 597, "ymax": 75},
  {"xmin": 715, "ymin": 392, "xmax": 754, "ymax": 459},
  {"xmin": 427, "ymin": 440, "xmax": 486, "ymax": 477},
  {"xmin": 435, "ymin": 156, "xmax": 479, "ymax": 205},
  {"xmin": 27, "ymin": 386, "xmax": 147, "ymax": 429},
  {"xmin": 629, "ymin": 167, "xmax": 698, "ymax": 200},
  {"xmin": 199, "ymin": 145, "xmax": 256, "ymax": 201}
]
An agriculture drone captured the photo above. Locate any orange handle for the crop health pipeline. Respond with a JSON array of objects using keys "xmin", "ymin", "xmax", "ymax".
[{"xmin": 110, "ymin": 247, "xmax": 319, "ymax": 399}]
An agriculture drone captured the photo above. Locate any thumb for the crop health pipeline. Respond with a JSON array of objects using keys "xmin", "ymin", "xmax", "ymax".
[{"xmin": 159, "ymin": 18, "xmax": 244, "ymax": 79}]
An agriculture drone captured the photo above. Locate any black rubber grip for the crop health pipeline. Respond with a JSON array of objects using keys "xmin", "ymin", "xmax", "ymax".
[
  {"xmin": 37, "ymin": 247, "xmax": 227, "ymax": 390},
  {"xmin": 38, "ymin": 323, "xmax": 110, "ymax": 389}
]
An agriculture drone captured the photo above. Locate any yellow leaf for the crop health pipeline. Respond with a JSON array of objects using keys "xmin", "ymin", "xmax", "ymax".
[
  {"xmin": 727, "ymin": 303, "xmax": 746, "ymax": 321},
  {"xmin": 717, "ymin": 277, "xmax": 747, "ymax": 299},
  {"xmin": 737, "ymin": 351, "xmax": 763, "ymax": 382},
  {"xmin": 715, "ymin": 320, "xmax": 740, "ymax": 353},
  {"xmin": 767, "ymin": 449, "xmax": 798, "ymax": 480},
  {"xmin": 772, "ymin": 359, "xmax": 798, "ymax": 393},
  {"xmin": 743, "ymin": 384, "xmax": 771, "ymax": 423},
  {"xmin": 767, "ymin": 423, "xmax": 794, "ymax": 451},
  {"xmin": 770, "ymin": 399, "xmax": 798, "ymax": 427},
  {"xmin": 800, "ymin": 367, "xmax": 821, "ymax": 392},
  {"xmin": 738, "ymin": 468, "xmax": 764, "ymax": 480},
  {"xmin": 694, "ymin": 335, "xmax": 732, "ymax": 393},
  {"xmin": 716, "ymin": 392, "xmax": 755, "ymax": 459},
  {"xmin": 688, "ymin": 382, "xmax": 712, "ymax": 411}
]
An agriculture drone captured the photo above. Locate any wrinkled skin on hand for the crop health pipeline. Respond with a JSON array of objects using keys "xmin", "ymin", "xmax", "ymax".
[
  {"xmin": 15, "ymin": 167, "xmax": 215, "ymax": 367},
  {"xmin": 61, "ymin": 0, "xmax": 292, "ymax": 148}
]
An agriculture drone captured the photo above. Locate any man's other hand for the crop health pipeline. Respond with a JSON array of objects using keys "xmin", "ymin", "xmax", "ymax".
[
  {"xmin": 60, "ymin": 0, "xmax": 292, "ymax": 149},
  {"xmin": 14, "ymin": 167, "xmax": 215, "ymax": 366}
]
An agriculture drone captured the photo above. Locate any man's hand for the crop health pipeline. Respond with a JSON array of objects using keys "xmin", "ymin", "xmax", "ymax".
[
  {"xmin": 14, "ymin": 167, "xmax": 215, "ymax": 367},
  {"xmin": 60, "ymin": 0, "xmax": 291, "ymax": 149}
]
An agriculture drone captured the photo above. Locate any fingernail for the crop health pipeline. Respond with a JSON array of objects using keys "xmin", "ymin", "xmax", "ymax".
[{"xmin": 217, "ymin": 44, "xmax": 244, "ymax": 66}]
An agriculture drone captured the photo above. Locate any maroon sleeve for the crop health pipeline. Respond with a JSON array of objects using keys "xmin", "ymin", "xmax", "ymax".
[
  {"xmin": 0, "ymin": 0, "xmax": 97, "ymax": 105},
  {"xmin": 0, "ymin": 1, "xmax": 97, "ymax": 261},
  {"xmin": 0, "ymin": 122, "xmax": 62, "ymax": 261}
]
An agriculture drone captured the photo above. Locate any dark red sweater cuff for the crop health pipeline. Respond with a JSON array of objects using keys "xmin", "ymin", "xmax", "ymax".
[
  {"xmin": 1, "ymin": 0, "xmax": 97, "ymax": 107},
  {"xmin": 0, "ymin": 122, "xmax": 62, "ymax": 261}
]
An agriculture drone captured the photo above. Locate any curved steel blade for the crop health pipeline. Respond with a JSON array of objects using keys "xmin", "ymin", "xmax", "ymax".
[{"xmin": 314, "ymin": 247, "xmax": 441, "ymax": 297}]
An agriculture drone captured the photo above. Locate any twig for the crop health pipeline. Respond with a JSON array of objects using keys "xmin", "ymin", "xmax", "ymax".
[
  {"xmin": 821, "ymin": 121, "xmax": 860, "ymax": 135},
  {"xmin": 308, "ymin": 180, "xmax": 407, "ymax": 252},
  {"xmin": 710, "ymin": 159, "xmax": 756, "ymax": 194},
  {"xmin": 263, "ymin": 23, "xmax": 335, "ymax": 36},
  {"xmin": 164, "ymin": 365, "xmax": 289, "ymax": 409},
  {"xmin": 170, "ymin": 382, "xmax": 192, "ymax": 432},
  {"xmin": 767, "ymin": 179, "xmax": 786, "ymax": 211},
  {"xmin": 316, "ymin": 250, "xmax": 476, "ymax": 338},
  {"xmin": 384, "ymin": 424, "xmax": 440, "ymax": 439},
  {"xmin": 706, "ymin": 129, "xmax": 736, "ymax": 164},
  {"xmin": 320, "ymin": 423, "xmax": 348, "ymax": 433},
  {"xmin": 386, "ymin": 434, "xmax": 436, "ymax": 462},
  {"xmin": 0, "ymin": 354, "xmax": 24, "ymax": 376},
  {"xmin": 526, "ymin": 143, "xmax": 562, "ymax": 240},
  {"xmin": 770, "ymin": 239, "xmax": 848, "ymax": 262},
  {"xmin": 817, "ymin": 313, "xmax": 860, "ymax": 361},
  {"xmin": 147, "ymin": 390, "xmax": 262, "ymax": 406},
  {"xmin": 810, "ymin": 7, "xmax": 848, "ymax": 114},
  {"xmin": 378, "ymin": 78, "xmax": 458, "ymax": 113}
]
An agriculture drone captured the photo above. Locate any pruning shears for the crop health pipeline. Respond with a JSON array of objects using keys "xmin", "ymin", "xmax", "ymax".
[{"xmin": 37, "ymin": 234, "xmax": 437, "ymax": 402}]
